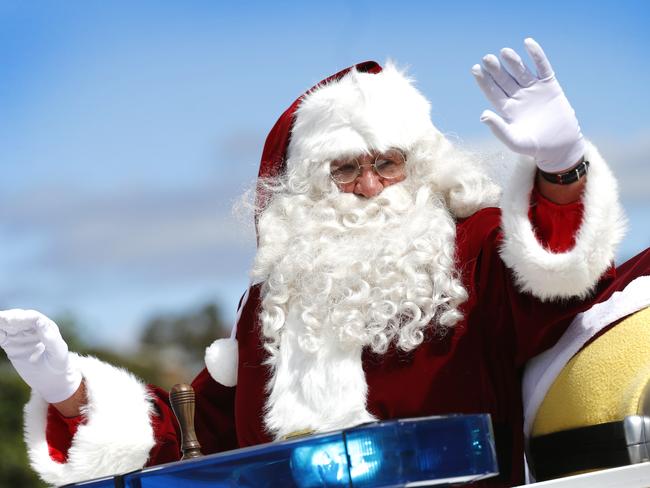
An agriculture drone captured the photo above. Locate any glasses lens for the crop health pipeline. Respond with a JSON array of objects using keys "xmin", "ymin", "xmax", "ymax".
[
  {"xmin": 374, "ymin": 150, "xmax": 405, "ymax": 179},
  {"xmin": 330, "ymin": 160, "xmax": 359, "ymax": 184}
]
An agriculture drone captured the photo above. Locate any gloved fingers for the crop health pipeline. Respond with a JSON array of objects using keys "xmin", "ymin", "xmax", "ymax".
[
  {"xmin": 500, "ymin": 47, "xmax": 536, "ymax": 87},
  {"xmin": 4, "ymin": 340, "xmax": 44, "ymax": 360},
  {"xmin": 0, "ymin": 309, "xmax": 42, "ymax": 334},
  {"xmin": 524, "ymin": 37, "xmax": 554, "ymax": 80},
  {"xmin": 29, "ymin": 342, "xmax": 46, "ymax": 363},
  {"xmin": 482, "ymin": 54, "xmax": 520, "ymax": 96},
  {"xmin": 471, "ymin": 64, "xmax": 508, "ymax": 114},
  {"xmin": 4, "ymin": 329, "xmax": 40, "ymax": 345},
  {"xmin": 0, "ymin": 327, "xmax": 40, "ymax": 353},
  {"xmin": 0, "ymin": 310, "xmax": 23, "ymax": 334}
]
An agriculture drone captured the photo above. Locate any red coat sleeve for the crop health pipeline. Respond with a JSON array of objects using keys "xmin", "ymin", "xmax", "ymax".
[
  {"xmin": 459, "ymin": 191, "xmax": 641, "ymax": 369},
  {"xmin": 44, "ymin": 371, "xmax": 238, "ymax": 467},
  {"xmin": 528, "ymin": 188, "xmax": 583, "ymax": 252},
  {"xmin": 45, "ymin": 406, "xmax": 84, "ymax": 463}
]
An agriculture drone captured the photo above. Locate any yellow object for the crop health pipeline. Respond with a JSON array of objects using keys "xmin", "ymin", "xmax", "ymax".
[{"xmin": 532, "ymin": 307, "xmax": 650, "ymax": 437}]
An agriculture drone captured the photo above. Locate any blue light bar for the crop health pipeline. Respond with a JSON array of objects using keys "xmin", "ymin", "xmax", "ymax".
[{"xmin": 65, "ymin": 414, "xmax": 498, "ymax": 487}]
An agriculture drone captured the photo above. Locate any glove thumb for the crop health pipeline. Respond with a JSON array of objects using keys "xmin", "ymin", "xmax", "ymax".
[
  {"xmin": 480, "ymin": 110, "xmax": 515, "ymax": 147},
  {"xmin": 480, "ymin": 110, "xmax": 537, "ymax": 158}
]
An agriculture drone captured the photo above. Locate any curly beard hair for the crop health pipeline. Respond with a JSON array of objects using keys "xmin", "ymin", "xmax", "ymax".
[{"xmin": 251, "ymin": 145, "xmax": 489, "ymax": 366}]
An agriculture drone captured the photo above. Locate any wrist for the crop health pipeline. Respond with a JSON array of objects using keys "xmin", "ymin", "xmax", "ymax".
[
  {"xmin": 535, "ymin": 138, "xmax": 586, "ymax": 173},
  {"xmin": 535, "ymin": 164, "xmax": 587, "ymax": 205},
  {"xmin": 538, "ymin": 158, "xmax": 588, "ymax": 185},
  {"xmin": 52, "ymin": 379, "xmax": 87, "ymax": 418}
]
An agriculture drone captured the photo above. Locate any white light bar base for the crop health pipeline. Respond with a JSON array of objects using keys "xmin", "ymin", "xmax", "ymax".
[{"xmin": 517, "ymin": 462, "xmax": 650, "ymax": 487}]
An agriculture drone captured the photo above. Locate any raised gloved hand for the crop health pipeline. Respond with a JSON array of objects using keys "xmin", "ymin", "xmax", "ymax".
[
  {"xmin": 0, "ymin": 309, "xmax": 82, "ymax": 403},
  {"xmin": 472, "ymin": 38, "xmax": 585, "ymax": 173}
]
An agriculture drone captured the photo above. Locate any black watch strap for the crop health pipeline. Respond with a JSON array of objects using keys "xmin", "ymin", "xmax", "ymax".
[{"xmin": 539, "ymin": 160, "xmax": 590, "ymax": 185}]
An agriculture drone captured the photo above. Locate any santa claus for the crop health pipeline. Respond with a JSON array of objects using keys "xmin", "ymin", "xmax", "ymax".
[{"xmin": 1, "ymin": 39, "xmax": 649, "ymax": 487}]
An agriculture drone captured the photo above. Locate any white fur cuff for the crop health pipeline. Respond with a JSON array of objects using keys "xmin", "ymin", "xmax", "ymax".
[
  {"xmin": 499, "ymin": 141, "xmax": 626, "ymax": 301},
  {"xmin": 205, "ymin": 338, "xmax": 239, "ymax": 387},
  {"xmin": 24, "ymin": 354, "xmax": 156, "ymax": 487}
]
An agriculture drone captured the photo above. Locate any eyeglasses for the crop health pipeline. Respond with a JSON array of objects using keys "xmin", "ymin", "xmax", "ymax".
[{"xmin": 329, "ymin": 149, "xmax": 406, "ymax": 185}]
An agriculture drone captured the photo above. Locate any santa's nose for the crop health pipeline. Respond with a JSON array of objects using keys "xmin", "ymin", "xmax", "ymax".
[{"xmin": 354, "ymin": 166, "xmax": 384, "ymax": 198}]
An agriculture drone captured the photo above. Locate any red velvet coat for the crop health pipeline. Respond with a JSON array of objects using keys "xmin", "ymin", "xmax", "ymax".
[{"xmin": 46, "ymin": 192, "xmax": 650, "ymax": 487}]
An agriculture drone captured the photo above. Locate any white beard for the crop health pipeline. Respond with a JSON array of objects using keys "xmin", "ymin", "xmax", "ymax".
[{"xmin": 251, "ymin": 182, "xmax": 467, "ymax": 439}]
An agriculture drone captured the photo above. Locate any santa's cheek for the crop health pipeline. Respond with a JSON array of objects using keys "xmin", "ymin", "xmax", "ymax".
[
  {"xmin": 381, "ymin": 176, "xmax": 406, "ymax": 189},
  {"xmin": 337, "ymin": 182, "xmax": 356, "ymax": 193}
]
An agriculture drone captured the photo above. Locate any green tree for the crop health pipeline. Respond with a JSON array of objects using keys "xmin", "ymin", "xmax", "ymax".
[
  {"xmin": 0, "ymin": 363, "xmax": 44, "ymax": 488},
  {"xmin": 138, "ymin": 303, "xmax": 231, "ymax": 388}
]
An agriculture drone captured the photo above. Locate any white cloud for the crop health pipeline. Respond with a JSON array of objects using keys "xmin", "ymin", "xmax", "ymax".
[
  {"xmin": 0, "ymin": 178, "xmax": 256, "ymax": 281},
  {"xmin": 594, "ymin": 130, "xmax": 650, "ymax": 202}
]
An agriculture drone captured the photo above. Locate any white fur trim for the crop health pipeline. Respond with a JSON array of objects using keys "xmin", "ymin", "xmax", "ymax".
[
  {"xmin": 499, "ymin": 141, "xmax": 626, "ymax": 300},
  {"xmin": 523, "ymin": 276, "xmax": 650, "ymax": 438},
  {"xmin": 205, "ymin": 338, "xmax": 239, "ymax": 387},
  {"xmin": 288, "ymin": 62, "xmax": 438, "ymax": 164},
  {"xmin": 24, "ymin": 354, "xmax": 155, "ymax": 487}
]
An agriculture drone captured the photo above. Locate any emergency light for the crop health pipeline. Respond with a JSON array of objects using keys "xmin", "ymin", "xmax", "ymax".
[{"xmin": 64, "ymin": 414, "xmax": 498, "ymax": 487}]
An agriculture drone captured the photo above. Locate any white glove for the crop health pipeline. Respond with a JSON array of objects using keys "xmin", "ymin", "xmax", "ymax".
[
  {"xmin": 0, "ymin": 309, "xmax": 82, "ymax": 403},
  {"xmin": 472, "ymin": 38, "xmax": 585, "ymax": 173}
]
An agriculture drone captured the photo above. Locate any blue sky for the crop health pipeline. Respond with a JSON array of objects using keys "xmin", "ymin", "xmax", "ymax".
[{"xmin": 1, "ymin": 1, "xmax": 648, "ymax": 348}]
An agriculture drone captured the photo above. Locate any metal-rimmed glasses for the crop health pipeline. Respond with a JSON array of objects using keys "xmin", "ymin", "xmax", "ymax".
[{"xmin": 329, "ymin": 148, "xmax": 406, "ymax": 185}]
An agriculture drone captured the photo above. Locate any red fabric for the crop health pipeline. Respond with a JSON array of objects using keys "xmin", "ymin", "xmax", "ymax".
[
  {"xmin": 144, "ymin": 386, "xmax": 182, "ymax": 466},
  {"xmin": 196, "ymin": 204, "xmax": 646, "ymax": 487},
  {"xmin": 529, "ymin": 188, "xmax": 583, "ymax": 251},
  {"xmin": 139, "ymin": 378, "xmax": 238, "ymax": 467},
  {"xmin": 258, "ymin": 61, "xmax": 382, "ymax": 181},
  {"xmin": 45, "ymin": 405, "xmax": 84, "ymax": 463},
  {"xmin": 147, "ymin": 202, "xmax": 647, "ymax": 487},
  {"xmin": 43, "ymin": 196, "xmax": 650, "ymax": 486},
  {"xmin": 41, "ymin": 187, "xmax": 650, "ymax": 486}
]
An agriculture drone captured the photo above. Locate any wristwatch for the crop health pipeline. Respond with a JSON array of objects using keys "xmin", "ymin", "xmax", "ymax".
[{"xmin": 538, "ymin": 160, "xmax": 590, "ymax": 185}]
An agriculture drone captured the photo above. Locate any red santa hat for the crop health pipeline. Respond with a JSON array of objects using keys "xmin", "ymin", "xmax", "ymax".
[
  {"xmin": 258, "ymin": 60, "xmax": 440, "ymax": 182},
  {"xmin": 258, "ymin": 61, "xmax": 382, "ymax": 181}
]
